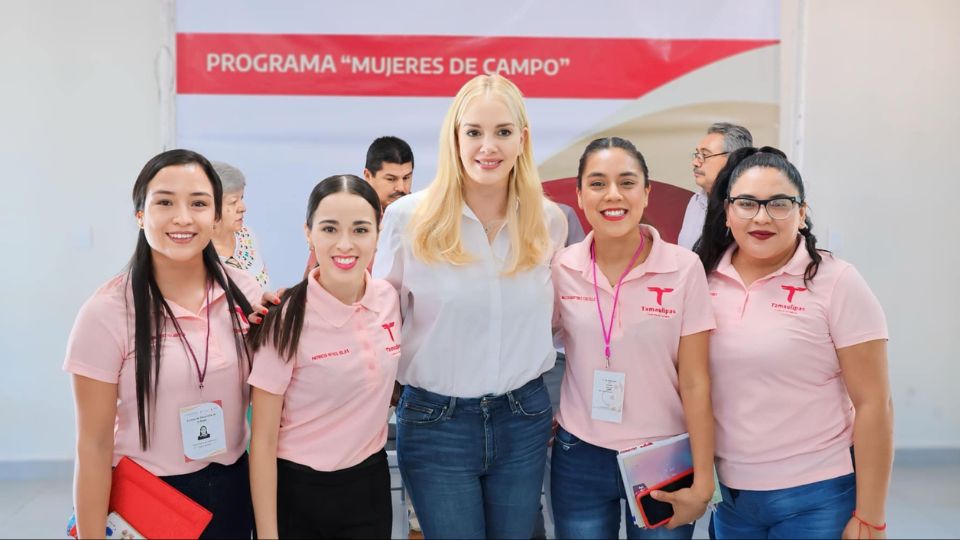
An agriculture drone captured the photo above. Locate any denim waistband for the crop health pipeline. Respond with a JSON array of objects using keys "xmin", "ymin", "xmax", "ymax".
[{"xmin": 403, "ymin": 375, "xmax": 545, "ymax": 415}]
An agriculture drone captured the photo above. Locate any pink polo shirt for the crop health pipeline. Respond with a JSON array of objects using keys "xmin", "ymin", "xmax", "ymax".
[
  {"xmin": 63, "ymin": 267, "xmax": 262, "ymax": 477},
  {"xmin": 708, "ymin": 244, "xmax": 888, "ymax": 490},
  {"xmin": 247, "ymin": 269, "xmax": 400, "ymax": 472},
  {"xmin": 554, "ymin": 226, "xmax": 716, "ymax": 451}
]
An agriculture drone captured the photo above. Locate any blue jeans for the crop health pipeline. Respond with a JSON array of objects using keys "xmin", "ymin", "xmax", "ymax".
[
  {"xmin": 714, "ymin": 473, "xmax": 856, "ymax": 539},
  {"xmin": 396, "ymin": 377, "xmax": 553, "ymax": 539},
  {"xmin": 551, "ymin": 426, "xmax": 695, "ymax": 540}
]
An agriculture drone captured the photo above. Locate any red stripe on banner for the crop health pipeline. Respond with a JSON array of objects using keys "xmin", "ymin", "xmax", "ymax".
[{"xmin": 177, "ymin": 34, "xmax": 777, "ymax": 99}]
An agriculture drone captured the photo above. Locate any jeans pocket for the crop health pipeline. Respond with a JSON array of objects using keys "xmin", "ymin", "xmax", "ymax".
[
  {"xmin": 555, "ymin": 426, "xmax": 582, "ymax": 449},
  {"xmin": 515, "ymin": 384, "xmax": 552, "ymax": 417},
  {"xmin": 396, "ymin": 397, "xmax": 447, "ymax": 426}
]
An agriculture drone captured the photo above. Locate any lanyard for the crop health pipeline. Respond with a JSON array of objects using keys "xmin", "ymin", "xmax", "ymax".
[
  {"xmin": 590, "ymin": 234, "xmax": 645, "ymax": 367},
  {"xmin": 168, "ymin": 280, "xmax": 213, "ymax": 390}
]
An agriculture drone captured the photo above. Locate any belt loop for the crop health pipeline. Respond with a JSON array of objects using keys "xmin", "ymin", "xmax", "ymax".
[
  {"xmin": 446, "ymin": 396, "xmax": 457, "ymax": 419},
  {"xmin": 506, "ymin": 390, "xmax": 520, "ymax": 414}
]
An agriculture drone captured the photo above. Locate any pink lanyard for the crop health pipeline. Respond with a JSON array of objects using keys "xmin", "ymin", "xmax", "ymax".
[
  {"xmin": 168, "ymin": 281, "xmax": 213, "ymax": 390},
  {"xmin": 590, "ymin": 235, "xmax": 645, "ymax": 367}
]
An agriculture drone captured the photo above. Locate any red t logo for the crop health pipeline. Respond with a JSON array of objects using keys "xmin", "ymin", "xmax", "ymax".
[
  {"xmin": 382, "ymin": 321, "xmax": 397, "ymax": 343},
  {"xmin": 647, "ymin": 287, "xmax": 674, "ymax": 306},
  {"xmin": 781, "ymin": 285, "xmax": 807, "ymax": 303}
]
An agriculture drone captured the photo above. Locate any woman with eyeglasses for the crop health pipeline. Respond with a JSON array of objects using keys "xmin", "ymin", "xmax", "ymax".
[{"xmin": 696, "ymin": 147, "xmax": 893, "ymax": 539}]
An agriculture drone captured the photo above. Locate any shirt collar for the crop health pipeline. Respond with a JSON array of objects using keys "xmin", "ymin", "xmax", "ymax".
[
  {"xmin": 694, "ymin": 190, "xmax": 709, "ymax": 209},
  {"xmin": 715, "ymin": 238, "xmax": 811, "ymax": 282},
  {"xmin": 306, "ymin": 267, "xmax": 383, "ymax": 328},
  {"xmin": 163, "ymin": 278, "xmax": 229, "ymax": 320},
  {"xmin": 558, "ymin": 225, "xmax": 678, "ymax": 282}
]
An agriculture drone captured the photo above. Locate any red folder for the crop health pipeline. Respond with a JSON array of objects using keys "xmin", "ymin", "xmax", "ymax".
[{"xmin": 69, "ymin": 457, "xmax": 213, "ymax": 539}]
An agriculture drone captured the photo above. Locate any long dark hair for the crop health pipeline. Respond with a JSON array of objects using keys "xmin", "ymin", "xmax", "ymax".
[
  {"xmin": 128, "ymin": 149, "xmax": 253, "ymax": 450},
  {"xmin": 247, "ymin": 175, "xmax": 382, "ymax": 360},
  {"xmin": 695, "ymin": 146, "xmax": 824, "ymax": 284}
]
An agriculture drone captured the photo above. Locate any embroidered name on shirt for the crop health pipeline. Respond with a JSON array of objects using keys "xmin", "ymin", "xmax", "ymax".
[
  {"xmin": 560, "ymin": 295, "xmax": 595, "ymax": 301},
  {"xmin": 312, "ymin": 348, "xmax": 350, "ymax": 361}
]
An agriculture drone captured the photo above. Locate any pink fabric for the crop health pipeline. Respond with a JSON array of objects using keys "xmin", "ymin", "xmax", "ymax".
[
  {"xmin": 554, "ymin": 226, "xmax": 716, "ymax": 451},
  {"xmin": 63, "ymin": 267, "xmax": 262, "ymax": 476},
  {"xmin": 248, "ymin": 269, "xmax": 400, "ymax": 471},
  {"xmin": 708, "ymin": 243, "xmax": 888, "ymax": 490}
]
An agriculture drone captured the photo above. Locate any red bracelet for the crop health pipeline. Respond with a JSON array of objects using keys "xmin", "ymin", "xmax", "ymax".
[
  {"xmin": 851, "ymin": 511, "xmax": 886, "ymax": 530},
  {"xmin": 852, "ymin": 511, "xmax": 886, "ymax": 539}
]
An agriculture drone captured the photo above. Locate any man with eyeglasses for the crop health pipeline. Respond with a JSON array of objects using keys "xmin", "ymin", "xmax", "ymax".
[{"xmin": 677, "ymin": 122, "xmax": 753, "ymax": 250}]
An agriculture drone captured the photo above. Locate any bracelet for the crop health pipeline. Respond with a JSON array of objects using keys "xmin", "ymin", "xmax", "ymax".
[
  {"xmin": 851, "ymin": 511, "xmax": 886, "ymax": 530},
  {"xmin": 852, "ymin": 511, "xmax": 886, "ymax": 539}
]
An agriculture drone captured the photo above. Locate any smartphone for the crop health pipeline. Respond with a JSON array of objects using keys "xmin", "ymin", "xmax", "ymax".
[{"xmin": 634, "ymin": 470, "xmax": 694, "ymax": 528}]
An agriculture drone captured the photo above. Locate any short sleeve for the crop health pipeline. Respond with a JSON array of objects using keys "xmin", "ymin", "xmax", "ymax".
[
  {"xmin": 828, "ymin": 265, "xmax": 888, "ymax": 349},
  {"xmin": 63, "ymin": 291, "xmax": 128, "ymax": 384},
  {"xmin": 680, "ymin": 254, "xmax": 717, "ymax": 337},
  {"xmin": 248, "ymin": 340, "xmax": 296, "ymax": 396},
  {"xmin": 373, "ymin": 201, "xmax": 406, "ymax": 294}
]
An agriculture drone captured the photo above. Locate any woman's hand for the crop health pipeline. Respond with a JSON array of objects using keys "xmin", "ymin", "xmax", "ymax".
[
  {"xmin": 249, "ymin": 289, "xmax": 284, "ymax": 324},
  {"xmin": 649, "ymin": 486, "xmax": 710, "ymax": 529}
]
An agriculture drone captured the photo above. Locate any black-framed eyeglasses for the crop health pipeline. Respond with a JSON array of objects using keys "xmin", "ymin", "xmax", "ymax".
[
  {"xmin": 727, "ymin": 196, "xmax": 802, "ymax": 220},
  {"xmin": 692, "ymin": 150, "xmax": 729, "ymax": 162}
]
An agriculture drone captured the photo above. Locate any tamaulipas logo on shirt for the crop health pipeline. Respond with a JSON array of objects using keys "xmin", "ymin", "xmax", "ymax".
[
  {"xmin": 771, "ymin": 285, "xmax": 807, "ymax": 314},
  {"xmin": 642, "ymin": 287, "xmax": 677, "ymax": 318},
  {"xmin": 382, "ymin": 322, "xmax": 400, "ymax": 354}
]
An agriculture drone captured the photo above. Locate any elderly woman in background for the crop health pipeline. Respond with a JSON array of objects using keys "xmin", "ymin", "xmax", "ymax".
[{"xmin": 211, "ymin": 161, "xmax": 270, "ymax": 289}]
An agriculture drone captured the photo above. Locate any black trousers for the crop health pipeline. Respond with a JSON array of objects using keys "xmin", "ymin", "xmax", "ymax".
[
  {"xmin": 161, "ymin": 453, "xmax": 254, "ymax": 539},
  {"xmin": 277, "ymin": 449, "xmax": 392, "ymax": 539}
]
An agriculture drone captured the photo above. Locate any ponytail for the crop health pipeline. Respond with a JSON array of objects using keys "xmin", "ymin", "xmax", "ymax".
[{"xmin": 246, "ymin": 279, "xmax": 309, "ymax": 362}]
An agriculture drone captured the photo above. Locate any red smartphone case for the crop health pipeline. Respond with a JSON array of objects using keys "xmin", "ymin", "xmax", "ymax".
[{"xmin": 633, "ymin": 468, "xmax": 694, "ymax": 529}]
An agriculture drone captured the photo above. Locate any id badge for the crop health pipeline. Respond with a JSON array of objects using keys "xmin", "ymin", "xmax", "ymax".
[
  {"xmin": 179, "ymin": 401, "xmax": 227, "ymax": 462},
  {"xmin": 105, "ymin": 511, "xmax": 144, "ymax": 539},
  {"xmin": 592, "ymin": 369, "xmax": 626, "ymax": 423}
]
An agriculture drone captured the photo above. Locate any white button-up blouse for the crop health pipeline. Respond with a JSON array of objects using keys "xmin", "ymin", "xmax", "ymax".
[{"xmin": 373, "ymin": 190, "xmax": 567, "ymax": 398}]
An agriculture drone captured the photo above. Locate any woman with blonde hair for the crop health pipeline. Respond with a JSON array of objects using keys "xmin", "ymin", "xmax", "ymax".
[{"xmin": 374, "ymin": 74, "xmax": 567, "ymax": 539}]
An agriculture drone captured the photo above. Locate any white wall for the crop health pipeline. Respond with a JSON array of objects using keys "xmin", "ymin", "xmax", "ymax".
[
  {"xmin": 781, "ymin": 0, "xmax": 960, "ymax": 448},
  {"xmin": 0, "ymin": 0, "xmax": 956, "ymax": 464},
  {"xmin": 0, "ymin": 0, "xmax": 169, "ymax": 461}
]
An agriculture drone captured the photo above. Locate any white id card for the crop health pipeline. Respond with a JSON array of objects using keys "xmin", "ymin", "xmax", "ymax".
[
  {"xmin": 179, "ymin": 401, "xmax": 227, "ymax": 462},
  {"xmin": 592, "ymin": 369, "xmax": 626, "ymax": 423},
  {"xmin": 105, "ymin": 511, "xmax": 144, "ymax": 539}
]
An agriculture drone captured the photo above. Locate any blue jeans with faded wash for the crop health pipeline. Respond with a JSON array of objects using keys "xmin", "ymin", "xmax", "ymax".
[
  {"xmin": 713, "ymin": 473, "xmax": 856, "ymax": 539},
  {"xmin": 551, "ymin": 426, "xmax": 695, "ymax": 539},
  {"xmin": 396, "ymin": 376, "xmax": 553, "ymax": 539}
]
